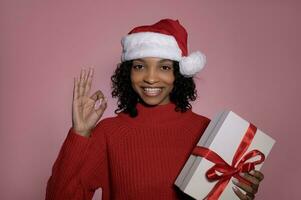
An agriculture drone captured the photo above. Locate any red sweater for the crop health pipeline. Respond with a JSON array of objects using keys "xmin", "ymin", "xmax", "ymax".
[{"xmin": 46, "ymin": 102, "xmax": 210, "ymax": 200}]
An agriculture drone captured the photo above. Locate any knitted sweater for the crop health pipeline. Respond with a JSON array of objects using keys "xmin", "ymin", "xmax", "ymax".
[{"xmin": 46, "ymin": 102, "xmax": 211, "ymax": 200}]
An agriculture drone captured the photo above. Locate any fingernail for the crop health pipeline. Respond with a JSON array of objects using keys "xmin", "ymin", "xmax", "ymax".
[
  {"xmin": 250, "ymin": 170, "xmax": 255, "ymax": 175},
  {"xmin": 239, "ymin": 172, "xmax": 245, "ymax": 177},
  {"xmin": 95, "ymin": 100, "xmax": 100, "ymax": 108}
]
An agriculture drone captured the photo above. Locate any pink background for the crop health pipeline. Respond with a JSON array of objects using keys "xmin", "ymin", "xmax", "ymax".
[{"xmin": 1, "ymin": 0, "xmax": 300, "ymax": 199}]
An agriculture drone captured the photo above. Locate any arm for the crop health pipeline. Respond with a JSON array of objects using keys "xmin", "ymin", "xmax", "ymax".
[{"xmin": 46, "ymin": 123, "xmax": 110, "ymax": 200}]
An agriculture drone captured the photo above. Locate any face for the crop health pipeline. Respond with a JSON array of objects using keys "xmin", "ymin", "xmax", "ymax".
[{"xmin": 130, "ymin": 57, "xmax": 175, "ymax": 106}]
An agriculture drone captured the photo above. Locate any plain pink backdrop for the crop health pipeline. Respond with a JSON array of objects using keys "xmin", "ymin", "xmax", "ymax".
[{"xmin": 1, "ymin": 0, "xmax": 300, "ymax": 199}]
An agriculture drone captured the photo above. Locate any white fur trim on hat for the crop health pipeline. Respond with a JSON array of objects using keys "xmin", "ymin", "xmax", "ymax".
[
  {"xmin": 179, "ymin": 51, "xmax": 206, "ymax": 77},
  {"xmin": 121, "ymin": 32, "xmax": 182, "ymax": 61}
]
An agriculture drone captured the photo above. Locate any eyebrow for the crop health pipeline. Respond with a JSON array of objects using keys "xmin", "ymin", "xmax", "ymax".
[
  {"xmin": 159, "ymin": 59, "xmax": 173, "ymax": 63},
  {"xmin": 133, "ymin": 58, "xmax": 173, "ymax": 63}
]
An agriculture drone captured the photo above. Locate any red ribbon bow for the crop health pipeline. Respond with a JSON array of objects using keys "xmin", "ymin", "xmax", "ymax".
[{"xmin": 192, "ymin": 123, "xmax": 265, "ymax": 200}]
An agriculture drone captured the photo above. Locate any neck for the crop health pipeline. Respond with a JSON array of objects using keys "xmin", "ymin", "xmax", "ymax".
[{"xmin": 118, "ymin": 102, "xmax": 192, "ymax": 128}]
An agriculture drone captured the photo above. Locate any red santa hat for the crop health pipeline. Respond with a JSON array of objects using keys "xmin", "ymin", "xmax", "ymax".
[{"xmin": 121, "ymin": 18, "xmax": 206, "ymax": 77}]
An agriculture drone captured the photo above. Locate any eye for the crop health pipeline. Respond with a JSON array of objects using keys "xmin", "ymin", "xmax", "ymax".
[
  {"xmin": 161, "ymin": 65, "xmax": 172, "ymax": 71},
  {"xmin": 132, "ymin": 64, "xmax": 144, "ymax": 70}
]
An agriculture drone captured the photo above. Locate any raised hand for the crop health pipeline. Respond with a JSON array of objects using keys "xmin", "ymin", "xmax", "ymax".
[{"xmin": 72, "ymin": 67, "xmax": 107, "ymax": 137}]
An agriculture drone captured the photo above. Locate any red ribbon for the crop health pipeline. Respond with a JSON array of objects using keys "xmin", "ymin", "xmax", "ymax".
[{"xmin": 191, "ymin": 123, "xmax": 265, "ymax": 200}]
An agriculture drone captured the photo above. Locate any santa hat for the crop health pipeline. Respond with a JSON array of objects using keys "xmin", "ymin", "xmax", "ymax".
[{"xmin": 120, "ymin": 18, "xmax": 206, "ymax": 77}]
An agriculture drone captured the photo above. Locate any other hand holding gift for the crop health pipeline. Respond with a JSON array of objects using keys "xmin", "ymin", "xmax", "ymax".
[
  {"xmin": 175, "ymin": 112, "xmax": 275, "ymax": 200},
  {"xmin": 232, "ymin": 169, "xmax": 264, "ymax": 200}
]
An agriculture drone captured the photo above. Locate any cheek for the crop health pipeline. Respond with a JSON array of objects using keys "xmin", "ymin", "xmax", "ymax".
[
  {"xmin": 162, "ymin": 73, "xmax": 175, "ymax": 85},
  {"xmin": 130, "ymin": 73, "xmax": 141, "ymax": 92},
  {"xmin": 167, "ymin": 76, "xmax": 175, "ymax": 91},
  {"xmin": 130, "ymin": 70, "xmax": 142, "ymax": 82},
  {"xmin": 130, "ymin": 72, "xmax": 138, "ymax": 85}
]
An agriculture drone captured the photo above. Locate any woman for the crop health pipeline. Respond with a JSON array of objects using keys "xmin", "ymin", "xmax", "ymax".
[{"xmin": 46, "ymin": 19, "xmax": 264, "ymax": 200}]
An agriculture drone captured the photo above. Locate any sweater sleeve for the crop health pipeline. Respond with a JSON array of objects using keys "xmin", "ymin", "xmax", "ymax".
[{"xmin": 45, "ymin": 121, "xmax": 111, "ymax": 200}]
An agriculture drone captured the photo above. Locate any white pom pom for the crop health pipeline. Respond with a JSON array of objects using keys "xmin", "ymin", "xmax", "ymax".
[{"xmin": 179, "ymin": 51, "xmax": 206, "ymax": 77}]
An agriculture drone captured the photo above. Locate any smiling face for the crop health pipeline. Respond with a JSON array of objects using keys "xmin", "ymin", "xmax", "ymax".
[{"xmin": 130, "ymin": 57, "xmax": 175, "ymax": 106}]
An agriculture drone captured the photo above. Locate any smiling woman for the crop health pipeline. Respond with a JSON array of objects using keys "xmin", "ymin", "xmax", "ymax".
[
  {"xmin": 111, "ymin": 57, "xmax": 198, "ymax": 117},
  {"xmin": 131, "ymin": 57, "xmax": 175, "ymax": 106},
  {"xmin": 46, "ymin": 18, "xmax": 264, "ymax": 200}
]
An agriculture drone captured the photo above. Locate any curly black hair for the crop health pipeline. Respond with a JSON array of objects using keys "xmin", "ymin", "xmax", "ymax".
[{"xmin": 111, "ymin": 60, "xmax": 197, "ymax": 117}]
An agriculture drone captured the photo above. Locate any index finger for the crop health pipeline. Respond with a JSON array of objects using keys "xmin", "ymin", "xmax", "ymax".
[{"xmin": 90, "ymin": 90, "xmax": 105, "ymax": 102}]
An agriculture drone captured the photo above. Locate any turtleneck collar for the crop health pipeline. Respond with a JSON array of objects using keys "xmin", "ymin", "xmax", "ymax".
[{"xmin": 118, "ymin": 102, "xmax": 193, "ymax": 128}]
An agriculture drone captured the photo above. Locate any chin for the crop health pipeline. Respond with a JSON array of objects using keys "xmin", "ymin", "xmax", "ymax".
[{"xmin": 139, "ymin": 97, "xmax": 170, "ymax": 106}]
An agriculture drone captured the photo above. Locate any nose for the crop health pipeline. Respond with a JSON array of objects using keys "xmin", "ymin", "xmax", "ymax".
[{"xmin": 143, "ymin": 67, "xmax": 159, "ymax": 85}]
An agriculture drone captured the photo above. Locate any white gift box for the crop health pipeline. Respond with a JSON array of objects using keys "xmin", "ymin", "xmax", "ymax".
[{"xmin": 174, "ymin": 110, "xmax": 276, "ymax": 200}]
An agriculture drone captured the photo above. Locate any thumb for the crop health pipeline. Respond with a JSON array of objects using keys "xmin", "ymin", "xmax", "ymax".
[{"xmin": 95, "ymin": 97, "xmax": 107, "ymax": 116}]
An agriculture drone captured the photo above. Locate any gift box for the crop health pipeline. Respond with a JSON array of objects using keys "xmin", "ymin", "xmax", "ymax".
[{"xmin": 174, "ymin": 110, "xmax": 276, "ymax": 200}]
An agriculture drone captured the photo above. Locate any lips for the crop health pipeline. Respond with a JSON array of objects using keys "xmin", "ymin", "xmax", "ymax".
[{"xmin": 142, "ymin": 87, "xmax": 163, "ymax": 96}]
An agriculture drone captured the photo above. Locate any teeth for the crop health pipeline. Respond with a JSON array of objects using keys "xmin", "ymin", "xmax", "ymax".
[
  {"xmin": 144, "ymin": 88, "xmax": 162, "ymax": 92},
  {"xmin": 143, "ymin": 88, "xmax": 162, "ymax": 96}
]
